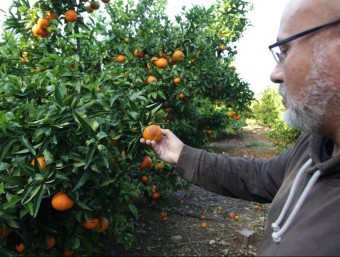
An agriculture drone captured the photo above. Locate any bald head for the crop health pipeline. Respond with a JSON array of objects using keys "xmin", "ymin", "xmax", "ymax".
[{"xmin": 279, "ymin": 0, "xmax": 340, "ymax": 38}]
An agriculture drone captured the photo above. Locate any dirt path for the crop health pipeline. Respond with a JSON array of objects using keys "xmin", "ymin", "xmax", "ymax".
[{"xmin": 103, "ymin": 125, "xmax": 277, "ymax": 256}]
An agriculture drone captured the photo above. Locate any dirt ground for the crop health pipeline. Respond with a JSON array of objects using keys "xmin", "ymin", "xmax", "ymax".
[{"xmin": 101, "ymin": 125, "xmax": 277, "ymax": 257}]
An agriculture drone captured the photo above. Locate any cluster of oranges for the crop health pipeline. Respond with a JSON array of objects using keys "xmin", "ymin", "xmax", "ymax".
[
  {"xmin": 15, "ymin": 191, "xmax": 108, "ymax": 254},
  {"xmin": 111, "ymin": 43, "xmax": 185, "ymax": 100},
  {"xmin": 226, "ymin": 110, "xmax": 241, "ymax": 121},
  {"xmin": 31, "ymin": 9, "xmax": 79, "ymax": 38},
  {"xmin": 197, "ymin": 207, "xmax": 240, "ymax": 230},
  {"xmin": 145, "ymin": 49, "xmax": 184, "ymax": 81},
  {"xmin": 31, "ymin": 11, "xmax": 57, "ymax": 38},
  {"xmin": 82, "ymin": 217, "xmax": 109, "ymax": 232},
  {"xmin": 228, "ymin": 212, "xmax": 240, "ymax": 221},
  {"xmin": 200, "ymin": 214, "xmax": 207, "ymax": 229},
  {"xmin": 140, "ymin": 176, "xmax": 162, "ymax": 205}
]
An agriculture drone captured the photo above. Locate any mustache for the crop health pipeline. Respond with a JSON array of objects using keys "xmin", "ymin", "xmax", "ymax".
[{"xmin": 278, "ymin": 84, "xmax": 285, "ymax": 97}]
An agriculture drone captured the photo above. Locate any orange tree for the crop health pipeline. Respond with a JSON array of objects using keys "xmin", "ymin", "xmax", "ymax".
[{"xmin": 0, "ymin": 0, "xmax": 253, "ymax": 255}]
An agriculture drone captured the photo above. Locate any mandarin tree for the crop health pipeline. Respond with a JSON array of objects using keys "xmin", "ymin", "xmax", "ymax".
[{"xmin": 0, "ymin": 0, "xmax": 253, "ymax": 255}]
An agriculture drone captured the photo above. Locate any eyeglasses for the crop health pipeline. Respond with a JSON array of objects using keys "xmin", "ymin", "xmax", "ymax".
[{"xmin": 269, "ymin": 18, "xmax": 340, "ymax": 63}]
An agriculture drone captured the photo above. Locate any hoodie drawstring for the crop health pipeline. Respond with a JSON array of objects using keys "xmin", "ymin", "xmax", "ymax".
[{"xmin": 271, "ymin": 158, "xmax": 321, "ymax": 243}]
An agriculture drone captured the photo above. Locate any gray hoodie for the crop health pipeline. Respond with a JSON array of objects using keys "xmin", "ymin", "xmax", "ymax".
[{"xmin": 174, "ymin": 133, "xmax": 340, "ymax": 256}]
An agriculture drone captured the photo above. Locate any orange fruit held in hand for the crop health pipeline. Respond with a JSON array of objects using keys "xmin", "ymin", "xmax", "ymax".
[
  {"xmin": 31, "ymin": 156, "xmax": 47, "ymax": 171},
  {"xmin": 95, "ymin": 217, "xmax": 109, "ymax": 232},
  {"xmin": 51, "ymin": 192, "xmax": 74, "ymax": 211},
  {"xmin": 201, "ymin": 223, "xmax": 207, "ymax": 229},
  {"xmin": 47, "ymin": 236, "xmax": 56, "ymax": 249},
  {"xmin": 139, "ymin": 156, "xmax": 152, "ymax": 169},
  {"xmin": 82, "ymin": 218, "xmax": 100, "ymax": 229},
  {"xmin": 142, "ymin": 125, "xmax": 162, "ymax": 142},
  {"xmin": 172, "ymin": 50, "xmax": 184, "ymax": 62},
  {"xmin": 65, "ymin": 10, "xmax": 78, "ymax": 22},
  {"xmin": 16, "ymin": 243, "xmax": 25, "ymax": 253}
]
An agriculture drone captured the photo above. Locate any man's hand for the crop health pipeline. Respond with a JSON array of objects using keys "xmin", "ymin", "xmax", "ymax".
[{"xmin": 140, "ymin": 129, "xmax": 184, "ymax": 164}]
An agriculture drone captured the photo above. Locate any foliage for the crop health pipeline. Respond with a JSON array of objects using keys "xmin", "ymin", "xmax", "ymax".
[
  {"xmin": 251, "ymin": 85, "xmax": 301, "ymax": 153},
  {"xmin": 0, "ymin": 0, "xmax": 253, "ymax": 255}
]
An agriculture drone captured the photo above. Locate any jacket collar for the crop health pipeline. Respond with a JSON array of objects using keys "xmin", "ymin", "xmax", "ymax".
[{"xmin": 308, "ymin": 134, "xmax": 340, "ymax": 176}]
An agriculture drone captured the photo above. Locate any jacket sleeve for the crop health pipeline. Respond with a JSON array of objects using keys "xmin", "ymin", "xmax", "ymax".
[{"xmin": 174, "ymin": 144, "xmax": 296, "ymax": 203}]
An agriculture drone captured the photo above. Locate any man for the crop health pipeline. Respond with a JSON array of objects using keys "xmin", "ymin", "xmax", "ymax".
[{"xmin": 141, "ymin": 0, "xmax": 340, "ymax": 255}]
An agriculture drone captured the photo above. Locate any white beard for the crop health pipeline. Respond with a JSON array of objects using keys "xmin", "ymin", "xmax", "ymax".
[{"xmin": 280, "ymin": 39, "xmax": 339, "ymax": 134}]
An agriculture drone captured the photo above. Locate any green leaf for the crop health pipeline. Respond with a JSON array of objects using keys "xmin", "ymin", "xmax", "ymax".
[
  {"xmin": 33, "ymin": 186, "xmax": 45, "ymax": 217},
  {"xmin": 4, "ymin": 195, "xmax": 21, "ymax": 209},
  {"xmin": 0, "ymin": 140, "xmax": 14, "ymax": 163},
  {"xmin": 84, "ymin": 142, "xmax": 96, "ymax": 170},
  {"xmin": 73, "ymin": 168, "xmax": 91, "ymax": 191},
  {"xmin": 98, "ymin": 151, "xmax": 109, "ymax": 169},
  {"xmin": 96, "ymin": 131, "xmax": 108, "ymax": 141},
  {"xmin": 72, "ymin": 110, "xmax": 96, "ymax": 137},
  {"xmin": 16, "ymin": 158, "xmax": 34, "ymax": 177},
  {"xmin": 3, "ymin": 218, "xmax": 19, "ymax": 229},
  {"xmin": 128, "ymin": 204, "xmax": 138, "ymax": 219},
  {"xmin": 21, "ymin": 185, "xmax": 41, "ymax": 205},
  {"xmin": 20, "ymin": 136, "xmax": 36, "ymax": 156},
  {"xmin": 151, "ymin": 103, "xmax": 163, "ymax": 115},
  {"xmin": 0, "ymin": 162, "xmax": 10, "ymax": 171},
  {"xmin": 55, "ymin": 84, "xmax": 63, "ymax": 107},
  {"xmin": 74, "ymin": 199, "xmax": 92, "ymax": 211},
  {"xmin": 24, "ymin": 202, "xmax": 34, "ymax": 216},
  {"xmin": 0, "ymin": 182, "xmax": 4, "ymax": 194}
]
